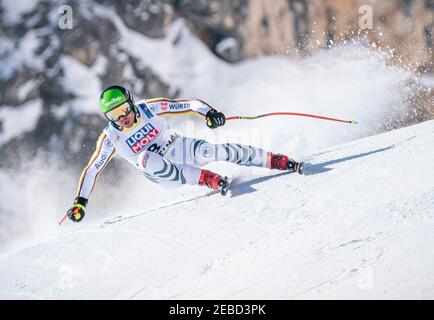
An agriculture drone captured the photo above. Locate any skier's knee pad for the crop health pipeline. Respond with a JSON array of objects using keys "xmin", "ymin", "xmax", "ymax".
[
  {"xmin": 192, "ymin": 140, "xmax": 220, "ymax": 165},
  {"xmin": 137, "ymin": 151, "xmax": 165, "ymax": 175}
]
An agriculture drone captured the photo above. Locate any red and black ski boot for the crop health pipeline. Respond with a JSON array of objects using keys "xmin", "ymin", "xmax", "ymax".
[
  {"xmin": 269, "ymin": 153, "xmax": 303, "ymax": 174},
  {"xmin": 198, "ymin": 169, "xmax": 230, "ymax": 195}
]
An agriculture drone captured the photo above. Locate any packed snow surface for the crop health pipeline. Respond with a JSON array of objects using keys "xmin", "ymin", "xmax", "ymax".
[
  {"xmin": 0, "ymin": 120, "xmax": 433, "ymax": 299},
  {"xmin": 0, "ymin": 10, "xmax": 432, "ymax": 299}
]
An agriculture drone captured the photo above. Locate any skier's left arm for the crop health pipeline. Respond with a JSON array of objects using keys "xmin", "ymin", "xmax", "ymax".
[
  {"xmin": 146, "ymin": 98, "xmax": 226, "ymax": 129},
  {"xmin": 66, "ymin": 132, "xmax": 116, "ymax": 223}
]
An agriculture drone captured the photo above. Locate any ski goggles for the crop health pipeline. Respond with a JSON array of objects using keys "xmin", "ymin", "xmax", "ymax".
[{"xmin": 104, "ymin": 101, "xmax": 133, "ymax": 122}]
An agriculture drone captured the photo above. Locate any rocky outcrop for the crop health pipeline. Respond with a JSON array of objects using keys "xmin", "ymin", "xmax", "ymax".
[
  {"xmin": 0, "ymin": 0, "xmax": 432, "ymax": 169},
  {"xmin": 178, "ymin": 0, "xmax": 433, "ymax": 71},
  {"xmin": 0, "ymin": 0, "xmax": 173, "ymax": 168}
]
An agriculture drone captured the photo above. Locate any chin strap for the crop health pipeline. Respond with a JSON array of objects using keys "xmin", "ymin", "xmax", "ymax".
[
  {"xmin": 133, "ymin": 109, "xmax": 138, "ymax": 123},
  {"xmin": 111, "ymin": 121, "xmax": 122, "ymax": 130}
]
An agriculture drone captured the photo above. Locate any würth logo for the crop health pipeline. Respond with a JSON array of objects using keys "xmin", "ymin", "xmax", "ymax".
[
  {"xmin": 169, "ymin": 103, "xmax": 189, "ymax": 110},
  {"xmin": 161, "ymin": 102, "xmax": 168, "ymax": 111}
]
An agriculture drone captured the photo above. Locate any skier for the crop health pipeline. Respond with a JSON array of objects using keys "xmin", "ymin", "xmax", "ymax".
[{"xmin": 66, "ymin": 86, "xmax": 302, "ymax": 223}]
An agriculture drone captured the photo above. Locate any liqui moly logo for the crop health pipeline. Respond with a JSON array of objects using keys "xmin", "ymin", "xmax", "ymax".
[{"xmin": 126, "ymin": 123, "xmax": 159, "ymax": 154}]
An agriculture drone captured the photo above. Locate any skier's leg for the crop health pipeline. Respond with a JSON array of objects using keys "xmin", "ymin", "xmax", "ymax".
[
  {"xmin": 166, "ymin": 136, "xmax": 302, "ymax": 173},
  {"xmin": 166, "ymin": 137, "xmax": 269, "ymax": 167},
  {"xmin": 137, "ymin": 151, "xmax": 202, "ymax": 188},
  {"xmin": 138, "ymin": 150, "xmax": 227, "ymax": 191}
]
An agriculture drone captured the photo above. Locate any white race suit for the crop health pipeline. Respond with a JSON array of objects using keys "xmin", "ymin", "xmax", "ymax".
[{"xmin": 75, "ymin": 98, "xmax": 273, "ymax": 199}]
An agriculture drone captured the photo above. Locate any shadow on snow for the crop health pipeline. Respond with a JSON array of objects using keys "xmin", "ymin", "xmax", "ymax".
[
  {"xmin": 230, "ymin": 146, "xmax": 394, "ymax": 197},
  {"xmin": 303, "ymin": 146, "xmax": 394, "ymax": 176},
  {"xmin": 101, "ymin": 146, "xmax": 395, "ymax": 224}
]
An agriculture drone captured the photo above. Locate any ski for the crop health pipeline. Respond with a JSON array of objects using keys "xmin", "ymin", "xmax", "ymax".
[
  {"xmin": 219, "ymin": 176, "xmax": 231, "ymax": 196},
  {"xmin": 296, "ymin": 161, "xmax": 304, "ymax": 175}
]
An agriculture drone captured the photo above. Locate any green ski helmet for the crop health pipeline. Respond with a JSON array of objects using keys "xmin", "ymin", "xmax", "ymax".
[{"xmin": 99, "ymin": 85, "xmax": 137, "ymax": 122}]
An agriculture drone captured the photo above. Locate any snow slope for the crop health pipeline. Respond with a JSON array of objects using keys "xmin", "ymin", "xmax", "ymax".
[
  {"xmin": 0, "ymin": 119, "xmax": 433, "ymax": 299},
  {"xmin": 1, "ymin": 12, "xmax": 429, "ymax": 254}
]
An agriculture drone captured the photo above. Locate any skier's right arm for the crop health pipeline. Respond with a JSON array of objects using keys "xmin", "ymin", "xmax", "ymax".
[
  {"xmin": 146, "ymin": 98, "xmax": 225, "ymax": 128},
  {"xmin": 67, "ymin": 132, "xmax": 116, "ymax": 223}
]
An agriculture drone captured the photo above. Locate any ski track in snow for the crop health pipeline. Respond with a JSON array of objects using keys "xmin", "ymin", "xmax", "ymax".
[
  {"xmin": 1, "ymin": 2, "xmax": 433, "ymax": 300},
  {"xmin": 1, "ymin": 120, "xmax": 434, "ymax": 299},
  {"xmin": 1, "ymin": 8, "xmax": 431, "ymax": 272}
]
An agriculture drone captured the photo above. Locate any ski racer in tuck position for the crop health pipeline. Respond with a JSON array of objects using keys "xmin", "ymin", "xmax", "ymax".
[{"xmin": 66, "ymin": 86, "xmax": 303, "ymax": 223}]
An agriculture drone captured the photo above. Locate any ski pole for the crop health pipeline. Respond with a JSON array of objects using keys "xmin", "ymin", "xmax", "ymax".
[
  {"xmin": 226, "ymin": 112, "xmax": 358, "ymax": 124},
  {"xmin": 58, "ymin": 213, "xmax": 68, "ymax": 226}
]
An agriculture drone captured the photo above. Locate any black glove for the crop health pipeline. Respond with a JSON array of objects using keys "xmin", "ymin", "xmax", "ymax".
[
  {"xmin": 67, "ymin": 197, "xmax": 88, "ymax": 223},
  {"xmin": 205, "ymin": 109, "xmax": 225, "ymax": 129}
]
